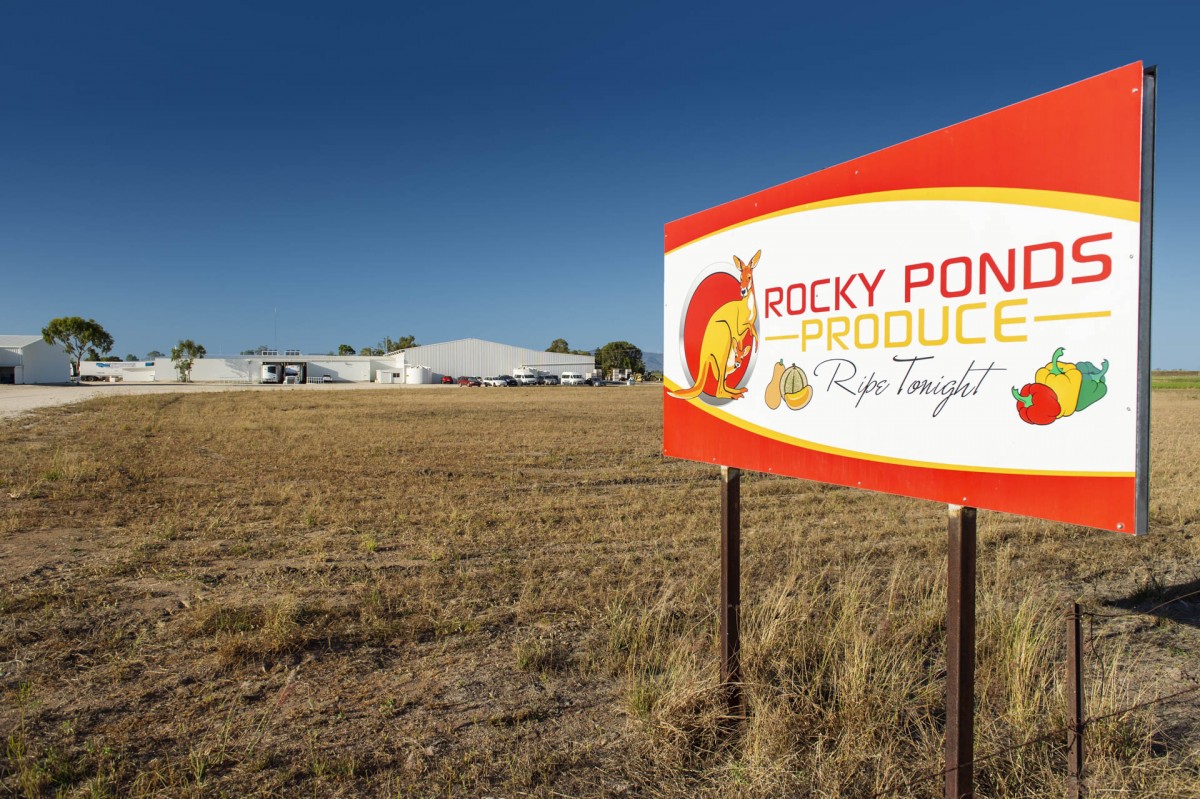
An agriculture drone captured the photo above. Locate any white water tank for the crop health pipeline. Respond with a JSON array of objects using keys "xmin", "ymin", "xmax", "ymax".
[{"xmin": 405, "ymin": 365, "xmax": 432, "ymax": 384}]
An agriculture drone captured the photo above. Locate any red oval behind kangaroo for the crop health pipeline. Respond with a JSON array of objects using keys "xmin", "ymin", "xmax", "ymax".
[{"xmin": 675, "ymin": 251, "xmax": 761, "ymax": 400}]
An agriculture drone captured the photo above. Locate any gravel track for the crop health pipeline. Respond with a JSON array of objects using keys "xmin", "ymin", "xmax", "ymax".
[{"xmin": 0, "ymin": 381, "xmax": 448, "ymax": 419}]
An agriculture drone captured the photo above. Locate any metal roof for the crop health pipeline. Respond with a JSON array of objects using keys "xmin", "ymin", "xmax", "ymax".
[
  {"xmin": 390, "ymin": 338, "xmax": 589, "ymax": 365},
  {"xmin": 390, "ymin": 338, "xmax": 594, "ymax": 378},
  {"xmin": 0, "ymin": 335, "xmax": 45, "ymax": 349},
  {"xmin": 386, "ymin": 337, "xmax": 504, "ymax": 357}
]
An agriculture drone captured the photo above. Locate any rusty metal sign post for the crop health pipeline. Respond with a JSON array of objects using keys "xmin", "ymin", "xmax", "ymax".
[
  {"xmin": 946, "ymin": 505, "xmax": 977, "ymax": 799},
  {"xmin": 720, "ymin": 466, "xmax": 746, "ymax": 721},
  {"xmin": 1067, "ymin": 601, "xmax": 1085, "ymax": 799}
]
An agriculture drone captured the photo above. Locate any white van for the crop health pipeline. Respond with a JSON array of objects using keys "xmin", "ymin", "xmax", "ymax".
[{"xmin": 561, "ymin": 372, "xmax": 584, "ymax": 386}]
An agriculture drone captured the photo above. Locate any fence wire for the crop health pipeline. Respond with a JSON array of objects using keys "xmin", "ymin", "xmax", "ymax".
[{"xmin": 863, "ymin": 587, "xmax": 1200, "ymax": 798}]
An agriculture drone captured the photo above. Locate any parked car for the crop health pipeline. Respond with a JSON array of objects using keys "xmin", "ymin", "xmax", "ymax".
[
  {"xmin": 483, "ymin": 376, "xmax": 508, "ymax": 387},
  {"xmin": 560, "ymin": 372, "xmax": 584, "ymax": 386},
  {"xmin": 542, "ymin": 375, "xmax": 560, "ymax": 385},
  {"xmin": 499, "ymin": 375, "xmax": 518, "ymax": 387},
  {"xmin": 458, "ymin": 376, "xmax": 482, "ymax": 387},
  {"xmin": 441, "ymin": 375, "xmax": 454, "ymax": 384}
]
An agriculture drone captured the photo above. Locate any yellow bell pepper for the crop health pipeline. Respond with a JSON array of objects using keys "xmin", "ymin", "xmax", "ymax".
[{"xmin": 1035, "ymin": 347, "xmax": 1082, "ymax": 418}]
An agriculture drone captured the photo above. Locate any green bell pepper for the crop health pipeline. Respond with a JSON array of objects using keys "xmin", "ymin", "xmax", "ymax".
[{"xmin": 1074, "ymin": 359, "xmax": 1109, "ymax": 412}]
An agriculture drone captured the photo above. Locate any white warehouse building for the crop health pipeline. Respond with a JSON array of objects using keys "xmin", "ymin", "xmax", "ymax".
[
  {"xmin": 145, "ymin": 354, "xmax": 396, "ymax": 384},
  {"xmin": 77, "ymin": 338, "xmax": 597, "ymax": 385},
  {"xmin": 395, "ymin": 338, "xmax": 595, "ymax": 382},
  {"xmin": 0, "ymin": 335, "xmax": 70, "ymax": 384}
]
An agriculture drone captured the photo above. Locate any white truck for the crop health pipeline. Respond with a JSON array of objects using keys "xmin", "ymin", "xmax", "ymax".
[{"xmin": 512, "ymin": 367, "xmax": 539, "ymax": 386}]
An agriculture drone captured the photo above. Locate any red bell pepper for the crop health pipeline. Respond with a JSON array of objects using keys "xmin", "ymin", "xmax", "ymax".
[{"xmin": 1013, "ymin": 383, "xmax": 1060, "ymax": 425}]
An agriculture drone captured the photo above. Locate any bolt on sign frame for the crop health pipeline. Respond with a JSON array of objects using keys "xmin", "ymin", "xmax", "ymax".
[{"xmin": 663, "ymin": 63, "xmax": 1155, "ymax": 797}]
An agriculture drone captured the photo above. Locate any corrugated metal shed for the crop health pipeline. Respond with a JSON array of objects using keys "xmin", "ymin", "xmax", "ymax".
[
  {"xmin": 0, "ymin": 335, "xmax": 70, "ymax": 384},
  {"xmin": 393, "ymin": 338, "xmax": 594, "ymax": 379}
]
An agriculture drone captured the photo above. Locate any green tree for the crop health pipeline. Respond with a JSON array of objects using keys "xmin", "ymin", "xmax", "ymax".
[
  {"xmin": 146, "ymin": 350, "xmax": 165, "ymax": 359},
  {"xmin": 84, "ymin": 345, "xmax": 121, "ymax": 362},
  {"xmin": 42, "ymin": 316, "xmax": 114, "ymax": 378},
  {"xmin": 359, "ymin": 347, "xmax": 384, "ymax": 356},
  {"xmin": 171, "ymin": 339, "xmax": 207, "ymax": 382},
  {"xmin": 546, "ymin": 338, "xmax": 570, "ymax": 353},
  {"xmin": 125, "ymin": 353, "xmax": 139, "ymax": 362},
  {"xmin": 337, "ymin": 343, "xmax": 356, "ymax": 356},
  {"xmin": 377, "ymin": 335, "xmax": 418, "ymax": 353},
  {"xmin": 595, "ymin": 341, "xmax": 644, "ymax": 376}
]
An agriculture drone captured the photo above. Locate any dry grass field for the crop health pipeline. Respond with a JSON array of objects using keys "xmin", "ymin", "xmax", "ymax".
[{"xmin": 2, "ymin": 386, "xmax": 1199, "ymax": 798}]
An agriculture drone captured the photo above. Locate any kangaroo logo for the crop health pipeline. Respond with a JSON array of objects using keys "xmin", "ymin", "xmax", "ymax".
[{"xmin": 670, "ymin": 250, "xmax": 761, "ymax": 401}]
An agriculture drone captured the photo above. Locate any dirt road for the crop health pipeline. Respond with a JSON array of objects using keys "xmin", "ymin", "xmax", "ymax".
[{"xmin": 0, "ymin": 381, "xmax": 447, "ymax": 419}]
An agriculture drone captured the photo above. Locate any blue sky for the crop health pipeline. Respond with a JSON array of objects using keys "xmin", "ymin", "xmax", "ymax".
[{"xmin": 2, "ymin": 1, "xmax": 1197, "ymax": 365}]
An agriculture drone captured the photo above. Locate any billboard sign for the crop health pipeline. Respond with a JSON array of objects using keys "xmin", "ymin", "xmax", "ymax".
[{"xmin": 663, "ymin": 63, "xmax": 1153, "ymax": 534}]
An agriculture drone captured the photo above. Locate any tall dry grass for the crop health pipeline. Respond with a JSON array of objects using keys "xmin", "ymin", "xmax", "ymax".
[{"xmin": 0, "ymin": 386, "xmax": 1197, "ymax": 797}]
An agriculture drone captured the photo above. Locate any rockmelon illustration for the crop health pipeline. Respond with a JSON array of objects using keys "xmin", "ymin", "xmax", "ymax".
[{"xmin": 780, "ymin": 364, "xmax": 812, "ymax": 410}]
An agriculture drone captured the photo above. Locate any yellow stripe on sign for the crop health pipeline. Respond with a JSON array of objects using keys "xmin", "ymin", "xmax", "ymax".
[
  {"xmin": 666, "ymin": 187, "xmax": 1140, "ymax": 255},
  {"xmin": 1033, "ymin": 310, "xmax": 1113, "ymax": 323},
  {"xmin": 764, "ymin": 335, "xmax": 799, "ymax": 341},
  {"xmin": 662, "ymin": 377, "xmax": 1133, "ymax": 479}
]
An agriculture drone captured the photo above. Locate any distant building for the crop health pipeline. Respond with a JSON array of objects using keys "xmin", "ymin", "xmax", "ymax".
[
  {"xmin": 394, "ymin": 338, "xmax": 596, "ymax": 382},
  {"xmin": 0, "ymin": 335, "xmax": 70, "ymax": 385},
  {"xmin": 74, "ymin": 337, "xmax": 597, "ymax": 385}
]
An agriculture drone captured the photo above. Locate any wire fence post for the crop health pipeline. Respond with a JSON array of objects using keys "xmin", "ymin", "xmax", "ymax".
[
  {"xmin": 946, "ymin": 504, "xmax": 976, "ymax": 799},
  {"xmin": 720, "ymin": 465, "xmax": 745, "ymax": 721},
  {"xmin": 1068, "ymin": 601, "xmax": 1084, "ymax": 799}
]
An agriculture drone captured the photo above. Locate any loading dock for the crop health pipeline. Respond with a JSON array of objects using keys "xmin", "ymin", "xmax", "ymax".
[{"xmin": 261, "ymin": 361, "xmax": 308, "ymax": 384}]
